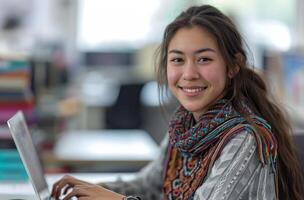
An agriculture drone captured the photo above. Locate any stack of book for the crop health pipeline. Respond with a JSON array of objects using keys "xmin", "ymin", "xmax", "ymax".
[
  {"xmin": 0, "ymin": 57, "xmax": 34, "ymax": 181},
  {"xmin": 0, "ymin": 59, "xmax": 34, "ymax": 122},
  {"xmin": 0, "ymin": 149, "xmax": 28, "ymax": 181}
]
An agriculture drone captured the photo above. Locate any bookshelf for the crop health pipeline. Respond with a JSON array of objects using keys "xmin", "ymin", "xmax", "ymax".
[{"xmin": 0, "ymin": 54, "xmax": 34, "ymax": 181}]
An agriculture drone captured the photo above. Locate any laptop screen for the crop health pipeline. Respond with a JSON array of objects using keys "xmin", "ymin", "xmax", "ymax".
[{"xmin": 7, "ymin": 111, "xmax": 49, "ymax": 197}]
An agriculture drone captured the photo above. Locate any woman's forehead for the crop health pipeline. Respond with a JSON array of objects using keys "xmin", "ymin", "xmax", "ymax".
[{"xmin": 167, "ymin": 26, "xmax": 219, "ymax": 54}]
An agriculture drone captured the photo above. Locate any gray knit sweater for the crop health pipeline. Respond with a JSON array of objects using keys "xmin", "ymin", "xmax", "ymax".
[{"xmin": 101, "ymin": 131, "xmax": 276, "ymax": 200}]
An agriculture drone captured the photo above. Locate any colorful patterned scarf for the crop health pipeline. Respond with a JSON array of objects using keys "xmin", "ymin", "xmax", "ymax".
[{"xmin": 163, "ymin": 99, "xmax": 278, "ymax": 200}]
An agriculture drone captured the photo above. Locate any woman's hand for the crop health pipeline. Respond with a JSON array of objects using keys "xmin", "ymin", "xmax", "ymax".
[{"xmin": 51, "ymin": 175, "xmax": 125, "ymax": 200}]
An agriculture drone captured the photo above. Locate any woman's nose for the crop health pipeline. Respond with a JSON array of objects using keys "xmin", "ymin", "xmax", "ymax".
[{"xmin": 182, "ymin": 62, "xmax": 200, "ymax": 80}]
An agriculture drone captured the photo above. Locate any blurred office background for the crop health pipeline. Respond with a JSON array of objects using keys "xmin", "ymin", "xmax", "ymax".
[{"xmin": 0, "ymin": 0, "xmax": 304, "ymax": 180}]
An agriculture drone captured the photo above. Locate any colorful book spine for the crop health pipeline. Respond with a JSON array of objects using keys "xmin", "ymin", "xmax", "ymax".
[
  {"xmin": 0, "ymin": 59, "xmax": 34, "ymax": 122},
  {"xmin": 0, "ymin": 57, "xmax": 34, "ymax": 181},
  {"xmin": 0, "ymin": 149, "xmax": 28, "ymax": 181}
]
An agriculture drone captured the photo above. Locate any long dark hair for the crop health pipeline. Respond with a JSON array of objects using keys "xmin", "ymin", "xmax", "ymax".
[{"xmin": 155, "ymin": 5, "xmax": 304, "ymax": 200}]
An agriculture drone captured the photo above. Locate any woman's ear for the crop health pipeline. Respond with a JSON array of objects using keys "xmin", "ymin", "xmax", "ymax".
[{"xmin": 228, "ymin": 53, "xmax": 242, "ymax": 78}]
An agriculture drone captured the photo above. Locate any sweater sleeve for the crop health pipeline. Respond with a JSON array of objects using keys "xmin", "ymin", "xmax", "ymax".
[
  {"xmin": 99, "ymin": 136, "xmax": 169, "ymax": 200},
  {"xmin": 194, "ymin": 131, "xmax": 277, "ymax": 200}
]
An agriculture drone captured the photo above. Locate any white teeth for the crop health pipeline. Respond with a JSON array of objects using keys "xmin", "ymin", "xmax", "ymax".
[{"xmin": 182, "ymin": 87, "xmax": 206, "ymax": 93}]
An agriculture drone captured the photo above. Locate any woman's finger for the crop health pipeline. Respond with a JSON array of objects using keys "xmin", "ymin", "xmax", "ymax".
[
  {"xmin": 51, "ymin": 178, "xmax": 63, "ymax": 197},
  {"xmin": 52, "ymin": 175, "xmax": 80, "ymax": 199},
  {"xmin": 51, "ymin": 175, "xmax": 70, "ymax": 197},
  {"xmin": 62, "ymin": 184, "xmax": 73, "ymax": 196},
  {"xmin": 62, "ymin": 186, "xmax": 88, "ymax": 200}
]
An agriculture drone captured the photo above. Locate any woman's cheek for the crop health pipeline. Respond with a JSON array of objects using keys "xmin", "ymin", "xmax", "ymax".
[
  {"xmin": 201, "ymin": 67, "xmax": 226, "ymax": 85},
  {"xmin": 167, "ymin": 68, "xmax": 180, "ymax": 85}
]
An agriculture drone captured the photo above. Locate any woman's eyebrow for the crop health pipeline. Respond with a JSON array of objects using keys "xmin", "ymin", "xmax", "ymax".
[
  {"xmin": 168, "ymin": 49, "xmax": 184, "ymax": 55},
  {"xmin": 194, "ymin": 48, "xmax": 216, "ymax": 54},
  {"xmin": 168, "ymin": 48, "xmax": 216, "ymax": 55}
]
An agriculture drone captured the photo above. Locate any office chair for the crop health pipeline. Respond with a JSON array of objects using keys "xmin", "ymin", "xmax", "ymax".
[{"xmin": 105, "ymin": 83, "xmax": 144, "ymax": 129}]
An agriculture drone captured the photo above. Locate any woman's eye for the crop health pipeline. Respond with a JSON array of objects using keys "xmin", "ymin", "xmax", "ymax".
[
  {"xmin": 198, "ymin": 57, "xmax": 212, "ymax": 63},
  {"xmin": 170, "ymin": 58, "xmax": 184, "ymax": 63}
]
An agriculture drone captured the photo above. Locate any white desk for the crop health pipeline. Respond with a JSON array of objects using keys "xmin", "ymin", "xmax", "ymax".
[
  {"xmin": 0, "ymin": 173, "xmax": 135, "ymax": 199},
  {"xmin": 46, "ymin": 129, "xmax": 159, "ymax": 171}
]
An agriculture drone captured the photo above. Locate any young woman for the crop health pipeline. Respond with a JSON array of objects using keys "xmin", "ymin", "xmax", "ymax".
[{"xmin": 51, "ymin": 5, "xmax": 304, "ymax": 200}]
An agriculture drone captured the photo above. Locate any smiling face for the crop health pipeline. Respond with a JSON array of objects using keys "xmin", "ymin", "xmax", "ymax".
[{"xmin": 167, "ymin": 26, "xmax": 229, "ymax": 120}]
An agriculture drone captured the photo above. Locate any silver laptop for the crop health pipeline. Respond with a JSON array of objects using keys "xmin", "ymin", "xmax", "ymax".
[{"xmin": 6, "ymin": 111, "xmax": 55, "ymax": 200}]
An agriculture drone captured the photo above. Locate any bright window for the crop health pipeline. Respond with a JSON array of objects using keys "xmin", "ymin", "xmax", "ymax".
[{"xmin": 77, "ymin": 0, "xmax": 161, "ymax": 50}]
